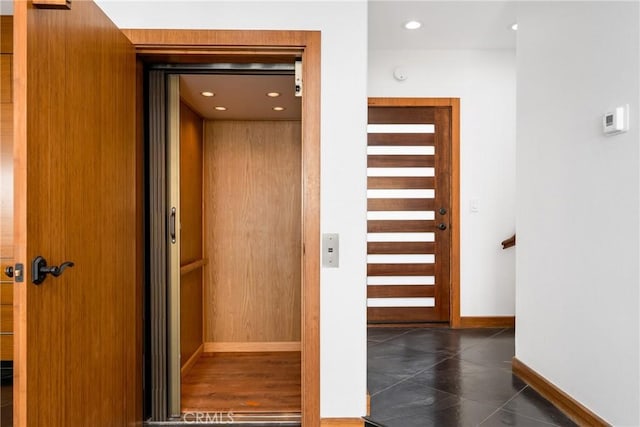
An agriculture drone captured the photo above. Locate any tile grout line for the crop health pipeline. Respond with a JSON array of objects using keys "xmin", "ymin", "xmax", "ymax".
[
  {"xmin": 448, "ymin": 327, "xmax": 511, "ymax": 355},
  {"xmin": 370, "ymin": 327, "xmax": 512, "ymax": 398},
  {"xmin": 497, "ymin": 385, "xmax": 568, "ymax": 427},
  {"xmin": 476, "ymin": 406, "xmax": 503, "ymax": 426},
  {"xmin": 500, "ymin": 407, "xmax": 565, "ymax": 427},
  {"xmin": 367, "ymin": 328, "xmax": 417, "ymax": 349},
  {"xmin": 461, "ymin": 328, "xmax": 530, "ymax": 426},
  {"xmin": 368, "ymin": 327, "xmax": 442, "ymax": 397},
  {"xmin": 368, "ymin": 327, "xmax": 529, "ymax": 426},
  {"xmin": 477, "ymin": 384, "xmax": 528, "ymax": 426},
  {"xmin": 370, "ymin": 353, "xmax": 458, "ymax": 398},
  {"xmin": 447, "ymin": 327, "xmax": 509, "ymax": 360},
  {"xmin": 380, "ymin": 328, "xmax": 416, "ymax": 343}
]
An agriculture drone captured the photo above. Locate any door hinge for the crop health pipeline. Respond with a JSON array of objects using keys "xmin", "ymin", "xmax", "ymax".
[{"xmin": 295, "ymin": 60, "xmax": 303, "ymax": 97}]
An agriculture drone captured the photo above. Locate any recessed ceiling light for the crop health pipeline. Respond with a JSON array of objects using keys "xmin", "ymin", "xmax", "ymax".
[
  {"xmin": 214, "ymin": 106, "xmax": 227, "ymax": 111},
  {"xmin": 266, "ymin": 92, "xmax": 281, "ymax": 98},
  {"xmin": 404, "ymin": 20, "xmax": 422, "ymax": 30},
  {"xmin": 511, "ymin": 23, "xmax": 518, "ymax": 31},
  {"xmin": 273, "ymin": 107, "xmax": 286, "ymax": 111},
  {"xmin": 201, "ymin": 91, "xmax": 215, "ymax": 97}
]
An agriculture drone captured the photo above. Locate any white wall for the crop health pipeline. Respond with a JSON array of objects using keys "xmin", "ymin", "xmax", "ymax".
[
  {"xmin": 0, "ymin": 0, "xmax": 12, "ymax": 15},
  {"xmin": 96, "ymin": 0, "xmax": 369, "ymax": 418},
  {"xmin": 516, "ymin": 2, "xmax": 640, "ymax": 424},
  {"xmin": 369, "ymin": 49, "xmax": 517, "ymax": 316}
]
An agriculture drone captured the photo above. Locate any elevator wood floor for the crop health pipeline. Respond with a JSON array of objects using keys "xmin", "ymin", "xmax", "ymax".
[{"xmin": 181, "ymin": 351, "xmax": 301, "ymax": 413}]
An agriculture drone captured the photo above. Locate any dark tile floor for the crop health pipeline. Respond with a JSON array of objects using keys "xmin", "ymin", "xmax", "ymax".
[
  {"xmin": 1, "ymin": 362, "xmax": 12, "ymax": 426},
  {"xmin": 0, "ymin": 330, "xmax": 577, "ymax": 427},
  {"xmin": 367, "ymin": 328, "xmax": 577, "ymax": 427}
]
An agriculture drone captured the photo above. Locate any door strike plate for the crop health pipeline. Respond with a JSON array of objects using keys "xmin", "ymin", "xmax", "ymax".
[{"xmin": 14, "ymin": 263, "xmax": 24, "ymax": 283}]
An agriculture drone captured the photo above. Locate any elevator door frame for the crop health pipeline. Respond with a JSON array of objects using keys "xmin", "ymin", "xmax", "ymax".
[{"xmin": 131, "ymin": 30, "xmax": 321, "ymax": 426}]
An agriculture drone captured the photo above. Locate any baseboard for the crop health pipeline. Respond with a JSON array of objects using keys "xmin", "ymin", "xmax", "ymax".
[
  {"xmin": 320, "ymin": 418, "xmax": 364, "ymax": 427},
  {"xmin": 366, "ymin": 392, "xmax": 370, "ymax": 416},
  {"xmin": 180, "ymin": 343, "xmax": 203, "ymax": 377},
  {"xmin": 512, "ymin": 357, "xmax": 610, "ymax": 427},
  {"xmin": 203, "ymin": 341, "xmax": 301, "ymax": 352},
  {"xmin": 459, "ymin": 316, "xmax": 515, "ymax": 328},
  {"xmin": 367, "ymin": 318, "xmax": 515, "ymax": 329},
  {"xmin": 367, "ymin": 322, "xmax": 448, "ymax": 328}
]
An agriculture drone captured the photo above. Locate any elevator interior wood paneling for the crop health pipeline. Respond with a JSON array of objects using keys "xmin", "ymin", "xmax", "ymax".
[
  {"xmin": 177, "ymin": 86, "xmax": 302, "ymax": 414},
  {"xmin": 204, "ymin": 120, "xmax": 301, "ymax": 346},
  {"xmin": 179, "ymin": 101, "xmax": 204, "ymax": 372}
]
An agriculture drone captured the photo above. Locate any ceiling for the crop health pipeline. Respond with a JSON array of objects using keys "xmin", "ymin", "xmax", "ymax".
[
  {"xmin": 179, "ymin": 74, "xmax": 301, "ymax": 121},
  {"xmin": 3, "ymin": 1, "xmax": 517, "ymax": 120},
  {"xmin": 369, "ymin": 1, "xmax": 518, "ymax": 50},
  {"xmin": 179, "ymin": 1, "xmax": 518, "ymax": 121}
]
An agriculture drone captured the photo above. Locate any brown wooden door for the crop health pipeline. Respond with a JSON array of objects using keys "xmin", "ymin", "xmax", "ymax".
[
  {"xmin": 367, "ymin": 105, "xmax": 452, "ymax": 324},
  {"xmin": 13, "ymin": 1, "xmax": 139, "ymax": 425},
  {"xmin": 1, "ymin": 15, "xmax": 15, "ymax": 361}
]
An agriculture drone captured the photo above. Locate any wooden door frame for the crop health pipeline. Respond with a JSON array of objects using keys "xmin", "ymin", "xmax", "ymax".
[
  {"xmin": 368, "ymin": 97, "xmax": 461, "ymax": 328},
  {"xmin": 123, "ymin": 29, "xmax": 321, "ymax": 425}
]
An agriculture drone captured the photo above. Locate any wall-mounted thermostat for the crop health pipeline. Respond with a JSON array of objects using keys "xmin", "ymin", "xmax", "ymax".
[{"xmin": 603, "ymin": 104, "xmax": 629, "ymax": 135}]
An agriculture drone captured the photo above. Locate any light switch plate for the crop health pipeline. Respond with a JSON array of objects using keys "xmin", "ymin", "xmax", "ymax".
[
  {"xmin": 322, "ymin": 233, "xmax": 339, "ymax": 268},
  {"xmin": 470, "ymin": 198, "xmax": 479, "ymax": 213}
]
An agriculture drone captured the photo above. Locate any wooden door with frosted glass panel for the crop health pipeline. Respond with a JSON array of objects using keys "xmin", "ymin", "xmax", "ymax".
[{"xmin": 367, "ymin": 104, "xmax": 451, "ymax": 323}]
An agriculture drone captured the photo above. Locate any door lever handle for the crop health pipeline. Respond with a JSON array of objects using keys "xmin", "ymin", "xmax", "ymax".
[
  {"xmin": 32, "ymin": 256, "xmax": 74, "ymax": 285},
  {"xmin": 45, "ymin": 261, "xmax": 74, "ymax": 277}
]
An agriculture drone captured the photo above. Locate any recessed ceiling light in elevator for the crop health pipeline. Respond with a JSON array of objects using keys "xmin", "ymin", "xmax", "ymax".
[{"xmin": 180, "ymin": 74, "xmax": 301, "ymax": 120}]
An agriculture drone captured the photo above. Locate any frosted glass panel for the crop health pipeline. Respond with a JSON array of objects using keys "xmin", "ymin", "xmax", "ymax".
[
  {"xmin": 367, "ymin": 232, "xmax": 435, "ymax": 242},
  {"xmin": 367, "ymin": 297, "xmax": 435, "ymax": 307},
  {"xmin": 367, "ymin": 146, "xmax": 435, "ymax": 155},
  {"xmin": 367, "ymin": 189, "xmax": 435, "ymax": 199},
  {"xmin": 367, "ymin": 211, "xmax": 435, "ymax": 220},
  {"xmin": 368, "ymin": 254, "xmax": 435, "ymax": 264},
  {"xmin": 367, "ymin": 167, "xmax": 435, "ymax": 177},
  {"xmin": 367, "ymin": 124, "xmax": 435, "ymax": 134},
  {"xmin": 367, "ymin": 276, "xmax": 435, "ymax": 285}
]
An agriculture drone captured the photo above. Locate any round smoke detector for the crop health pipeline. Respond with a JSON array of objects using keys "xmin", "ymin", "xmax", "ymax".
[{"xmin": 393, "ymin": 67, "xmax": 408, "ymax": 82}]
